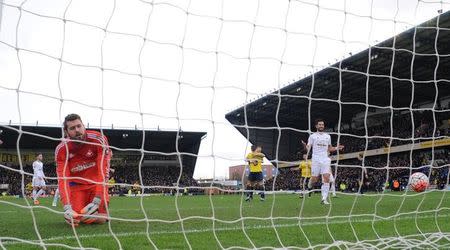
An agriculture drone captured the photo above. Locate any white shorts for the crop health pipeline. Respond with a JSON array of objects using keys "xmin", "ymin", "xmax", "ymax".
[
  {"xmin": 32, "ymin": 177, "xmax": 46, "ymax": 187},
  {"xmin": 311, "ymin": 158, "xmax": 331, "ymax": 177}
]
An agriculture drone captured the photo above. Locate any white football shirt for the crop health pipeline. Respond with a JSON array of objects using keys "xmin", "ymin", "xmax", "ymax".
[
  {"xmin": 32, "ymin": 160, "xmax": 45, "ymax": 178},
  {"xmin": 307, "ymin": 132, "xmax": 331, "ymax": 159}
]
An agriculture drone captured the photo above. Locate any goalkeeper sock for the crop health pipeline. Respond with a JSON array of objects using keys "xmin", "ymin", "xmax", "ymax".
[
  {"xmin": 321, "ymin": 183, "xmax": 330, "ymax": 201},
  {"xmin": 307, "ymin": 179, "xmax": 313, "ymax": 189},
  {"xmin": 32, "ymin": 190, "xmax": 37, "ymax": 200}
]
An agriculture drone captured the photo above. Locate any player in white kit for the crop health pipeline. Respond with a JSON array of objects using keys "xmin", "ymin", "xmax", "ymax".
[
  {"xmin": 305, "ymin": 119, "xmax": 343, "ymax": 205},
  {"xmin": 32, "ymin": 153, "xmax": 46, "ymax": 205}
]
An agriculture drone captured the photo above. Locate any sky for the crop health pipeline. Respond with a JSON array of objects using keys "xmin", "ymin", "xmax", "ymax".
[{"xmin": 0, "ymin": 0, "xmax": 449, "ymax": 179}]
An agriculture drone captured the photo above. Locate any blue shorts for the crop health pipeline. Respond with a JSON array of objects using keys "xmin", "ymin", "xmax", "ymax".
[{"xmin": 248, "ymin": 172, "xmax": 263, "ymax": 182}]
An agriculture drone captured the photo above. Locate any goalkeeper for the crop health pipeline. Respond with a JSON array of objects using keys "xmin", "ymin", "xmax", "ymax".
[{"xmin": 55, "ymin": 114, "xmax": 111, "ymax": 226}]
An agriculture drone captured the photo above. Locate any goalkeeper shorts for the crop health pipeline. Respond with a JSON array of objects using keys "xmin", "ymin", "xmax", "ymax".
[{"xmin": 68, "ymin": 185, "xmax": 108, "ymax": 214}]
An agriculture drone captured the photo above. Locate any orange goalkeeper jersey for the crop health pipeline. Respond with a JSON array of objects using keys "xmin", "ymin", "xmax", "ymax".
[{"xmin": 55, "ymin": 130, "xmax": 111, "ymax": 205}]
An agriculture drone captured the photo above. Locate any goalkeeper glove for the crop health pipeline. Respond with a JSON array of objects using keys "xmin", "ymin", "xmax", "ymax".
[
  {"xmin": 80, "ymin": 196, "xmax": 101, "ymax": 216},
  {"xmin": 63, "ymin": 205, "xmax": 80, "ymax": 226},
  {"xmin": 80, "ymin": 211, "xmax": 99, "ymax": 224}
]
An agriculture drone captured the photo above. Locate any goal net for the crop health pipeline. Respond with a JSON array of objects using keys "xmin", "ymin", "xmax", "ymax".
[{"xmin": 0, "ymin": 0, "xmax": 449, "ymax": 249}]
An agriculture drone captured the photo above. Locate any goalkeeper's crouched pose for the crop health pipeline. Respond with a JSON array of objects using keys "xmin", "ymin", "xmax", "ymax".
[
  {"xmin": 55, "ymin": 114, "xmax": 111, "ymax": 226},
  {"xmin": 62, "ymin": 185, "xmax": 109, "ymax": 225}
]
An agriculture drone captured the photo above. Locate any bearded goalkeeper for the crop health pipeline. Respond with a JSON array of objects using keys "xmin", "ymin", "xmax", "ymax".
[{"xmin": 55, "ymin": 114, "xmax": 111, "ymax": 226}]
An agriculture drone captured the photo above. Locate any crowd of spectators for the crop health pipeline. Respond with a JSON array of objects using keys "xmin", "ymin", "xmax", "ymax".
[
  {"xmin": 0, "ymin": 150, "xmax": 447, "ymax": 195},
  {"xmin": 0, "ymin": 160, "xmax": 198, "ymax": 195},
  {"xmin": 111, "ymin": 164, "xmax": 198, "ymax": 194},
  {"xmin": 0, "ymin": 163, "xmax": 58, "ymax": 196},
  {"xmin": 264, "ymin": 169, "xmax": 300, "ymax": 191},
  {"xmin": 264, "ymin": 148, "xmax": 449, "ymax": 192},
  {"xmin": 0, "ymin": 108, "xmax": 448, "ymax": 196},
  {"xmin": 269, "ymin": 110, "xmax": 449, "ymax": 193},
  {"xmin": 336, "ymin": 110, "xmax": 449, "ymax": 154}
]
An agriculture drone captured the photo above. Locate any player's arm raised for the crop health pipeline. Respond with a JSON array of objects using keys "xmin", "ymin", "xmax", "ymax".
[
  {"xmin": 328, "ymin": 136, "xmax": 344, "ymax": 152},
  {"xmin": 303, "ymin": 138, "xmax": 312, "ymax": 159},
  {"xmin": 328, "ymin": 144, "xmax": 344, "ymax": 152}
]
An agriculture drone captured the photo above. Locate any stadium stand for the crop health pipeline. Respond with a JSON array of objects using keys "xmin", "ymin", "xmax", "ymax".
[
  {"xmin": 226, "ymin": 11, "xmax": 450, "ymax": 194},
  {"xmin": 0, "ymin": 125, "xmax": 204, "ymax": 195}
]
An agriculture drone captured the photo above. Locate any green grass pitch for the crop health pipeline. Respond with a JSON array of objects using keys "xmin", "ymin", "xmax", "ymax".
[{"xmin": 0, "ymin": 191, "xmax": 449, "ymax": 249}]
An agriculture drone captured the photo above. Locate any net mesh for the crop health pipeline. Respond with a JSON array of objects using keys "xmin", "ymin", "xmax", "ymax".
[{"xmin": 0, "ymin": 0, "xmax": 449, "ymax": 249}]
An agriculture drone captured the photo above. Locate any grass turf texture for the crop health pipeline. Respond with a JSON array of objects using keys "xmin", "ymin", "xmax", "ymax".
[{"xmin": 0, "ymin": 191, "xmax": 449, "ymax": 249}]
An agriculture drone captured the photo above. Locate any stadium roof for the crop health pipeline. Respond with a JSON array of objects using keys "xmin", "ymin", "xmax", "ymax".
[
  {"xmin": 225, "ymin": 11, "xmax": 450, "ymax": 163},
  {"xmin": 0, "ymin": 125, "xmax": 206, "ymax": 174}
]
